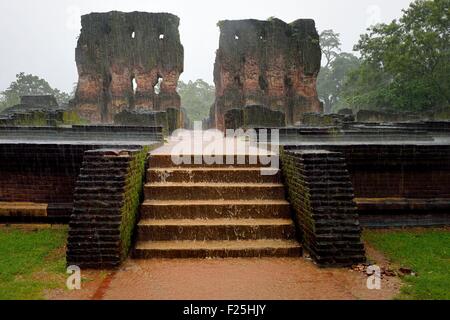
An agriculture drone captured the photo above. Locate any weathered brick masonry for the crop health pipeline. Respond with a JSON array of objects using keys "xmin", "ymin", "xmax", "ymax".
[
  {"xmin": 0, "ymin": 125, "xmax": 163, "ymax": 142},
  {"xmin": 211, "ymin": 18, "xmax": 322, "ymax": 130},
  {"xmin": 281, "ymin": 149, "xmax": 365, "ymax": 267},
  {"xmin": 67, "ymin": 147, "xmax": 149, "ymax": 269},
  {"xmin": 0, "ymin": 144, "xmax": 96, "ymax": 221},
  {"xmin": 0, "ymin": 126, "xmax": 163, "ymax": 223},
  {"xmin": 73, "ymin": 12, "xmax": 184, "ymax": 123},
  {"xmin": 284, "ymin": 144, "xmax": 450, "ymax": 227}
]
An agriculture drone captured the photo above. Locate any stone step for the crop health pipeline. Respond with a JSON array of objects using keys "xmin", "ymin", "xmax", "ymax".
[
  {"xmin": 69, "ymin": 220, "xmax": 121, "ymax": 229},
  {"xmin": 136, "ymin": 218, "xmax": 296, "ymax": 241},
  {"xmin": 148, "ymin": 154, "xmax": 277, "ymax": 168},
  {"xmin": 300, "ymin": 170, "xmax": 349, "ymax": 177},
  {"xmin": 133, "ymin": 239, "xmax": 302, "ymax": 259},
  {"xmin": 77, "ymin": 175, "xmax": 127, "ymax": 182},
  {"xmin": 76, "ymin": 180, "xmax": 127, "ymax": 188},
  {"xmin": 67, "ymin": 234, "xmax": 120, "ymax": 243},
  {"xmin": 68, "ymin": 228, "xmax": 120, "ymax": 236},
  {"xmin": 74, "ymin": 186, "xmax": 126, "ymax": 194},
  {"xmin": 147, "ymin": 167, "xmax": 281, "ymax": 183},
  {"xmin": 67, "ymin": 241, "xmax": 119, "ymax": 250},
  {"xmin": 0, "ymin": 202, "xmax": 47, "ymax": 217},
  {"xmin": 69, "ymin": 213, "xmax": 123, "ymax": 222},
  {"xmin": 73, "ymin": 200, "xmax": 123, "ymax": 209},
  {"xmin": 74, "ymin": 193, "xmax": 124, "ymax": 202},
  {"xmin": 80, "ymin": 168, "xmax": 129, "ymax": 176},
  {"xmin": 81, "ymin": 157, "xmax": 131, "ymax": 165},
  {"xmin": 140, "ymin": 199, "xmax": 291, "ymax": 219},
  {"xmin": 144, "ymin": 183, "xmax": 286, "ymax": 200}
]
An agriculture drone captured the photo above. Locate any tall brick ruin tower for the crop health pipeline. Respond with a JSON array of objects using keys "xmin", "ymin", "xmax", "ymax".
[
  {"xmin": 212, "ymin": 18, "xmax": 322, "ymax": 130},
  {"xmin": 72, "ymin": 12, "xmax": 184, "ymax": 123}
]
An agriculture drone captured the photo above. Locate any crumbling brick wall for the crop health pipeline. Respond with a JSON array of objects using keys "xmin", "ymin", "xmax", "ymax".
[
  {"xmin": 72, "ymin": 11, "xmax": 184, "ymax": 123},
  {"xmin": 212, "ymin": 18, "xmax": 322, "ymax": 130}
]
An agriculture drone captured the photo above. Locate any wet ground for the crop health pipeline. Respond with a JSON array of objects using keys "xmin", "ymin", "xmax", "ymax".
[{"xmin": 48, "ymin": 245, "xmax": 401, "ymax": 300}]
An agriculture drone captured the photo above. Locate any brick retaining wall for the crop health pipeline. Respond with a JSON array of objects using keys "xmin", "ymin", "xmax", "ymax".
[
  {"xmin": 67, "ymin": 147, "xmax": 149, "ymax": 269},
  {"xmin": 0, "ymin": 144, "xmax": 97, "ymax": 221},
  {"xmin": 281, "ymin": 149, "xmax": 366, "ymax": 267},
  {"xmin": 284, "ymin": 144, "xmax": 450, "ymax": 227}
]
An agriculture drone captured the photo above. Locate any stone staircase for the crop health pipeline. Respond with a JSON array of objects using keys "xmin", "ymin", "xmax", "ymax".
[{"xmin": 133, "ymin": 154, "xmax": 301, "ymax": 258}]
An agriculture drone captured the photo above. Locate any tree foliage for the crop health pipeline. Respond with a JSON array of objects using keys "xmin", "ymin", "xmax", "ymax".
[
  {"xmin": 319, "ymin": 29, "xmax": 342, "ymax": 68},
  {"xmin": 178, "ymin": 79, "xmax": 215, "ymax": 122},
  {"xmin": 343, "ymin": 0, "xmax": 450, "ymax": 112},
  {"xmin": 0, "ymin": 73, "xmax": 72, "ymax": 112},
  {"xmin": 318, "ymin": 30, "xmax": 360, "ymax": 113}
]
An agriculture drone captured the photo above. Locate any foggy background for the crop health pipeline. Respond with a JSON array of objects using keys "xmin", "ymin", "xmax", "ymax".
[{"xmin": 0, "ymin": 0, "xmax": 414, "ymax": 93}]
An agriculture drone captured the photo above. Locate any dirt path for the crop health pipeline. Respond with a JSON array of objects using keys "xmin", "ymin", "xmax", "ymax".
[{"xmin": 48, "ymin": 253, "xmax": 401, "ymax": 300}]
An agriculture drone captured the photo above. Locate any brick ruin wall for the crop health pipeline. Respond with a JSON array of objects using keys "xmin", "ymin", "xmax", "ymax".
[
  {"xmin": 284, "ymin": 144, "xmax": 450, "ymax": 227},
  {"xmin": 72, "ymin": 12, "xmax": 184, "ymax": 123},
  {"xmin": 0, "ymin": 126, "xmax": 163, "ymax": 222},
  {"xmin": 281, "ymin": 149, "xmax": 366, "ymax": 267},
  {"xmin": 0, "ymin": 125, "xmax": 164, "ymax": 143},
  {"xmin": 67, "ymin": 148, "xmax": 148, "ymax": 269},
  {"xmin": 212, "ymin": 18, "xmax": 322, "ymax": 130},
  {"xmin": 0, "ymin": 144, "xmax": 95, "ymax": 222}
]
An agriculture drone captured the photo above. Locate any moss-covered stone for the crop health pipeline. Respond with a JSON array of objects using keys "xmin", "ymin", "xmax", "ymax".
[
  {"xmin": 281, "ymin": 148, "xmax": 366, "ymax": 267},
  {"xmin": 67, "ymin": 146, "xmax": 157, "ymax": 269}
]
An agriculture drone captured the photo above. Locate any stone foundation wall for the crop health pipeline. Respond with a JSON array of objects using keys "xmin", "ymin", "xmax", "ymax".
[
  {"xmin": 0, "ymin": 126, "xmax": 162, "ymax": 222},
  {"xmin": 224, "ymin": 105, "xmax": 285, "ymax": 129},
  {"xmin": 67, "ymin": 147, "xmax": 149, "ymax": 268},
  {"xmin": 301, "ymin": 113, "xmax": 354, "ymax": 127},
  {"xmin": 0, "ymin": 144, "xmax": 97, "ymax": 221},
  {"xmin": 0, "ymin": 125, "xmax": 164, "ymax": 143},
  {"xmin": 284, "ymin": 144, "xmax": 450, "ymax": 227},
  {"xmin": 281, "ymin": 149, "xmax": 365, "ymax": 267},
  {"xmin": 0, "ymin": 110, "xmax": 84, "ymax": 126},
  {"xmin": 285, "ymin": 145, "xmax": 450, "ymax": 199}
]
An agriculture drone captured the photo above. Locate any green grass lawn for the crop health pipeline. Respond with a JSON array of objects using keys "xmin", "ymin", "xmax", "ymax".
[
  {"xmin": 0, "ymin": 225, "xmax": 68, "ymax": 300},
  {"xmin": 363, "ymin": 228, "xmax": 450, "ymax": 300}
]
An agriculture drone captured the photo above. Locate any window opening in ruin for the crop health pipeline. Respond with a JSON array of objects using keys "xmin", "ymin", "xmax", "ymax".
[
  {"xmin": 154, "ymin": 77, "xmax": 163, "ymax": 95},
  {"xmin": 284, "ymin": 76, "xmax": 293, "ymax": 89},
  {"xmin": 234, "ymin": 75, "xmax": 242, "ymax": 87},
  {"xmin": 259, "ymin": 30, "xmax": 266, "ymax": 41},
  {"xmin": 102, "ymin": 24, "xmax": 112, "ymax": 35},
  {"xmin": 259, "ymin": 76, "xmax": 268, "ymax": 91},
  {"xmin": 159, "ymin": 34, "xmax": 165, "ymax": 40},
  {"xmin": 132, "ymin": 77, "xmax": 138, "ymax": 94}
]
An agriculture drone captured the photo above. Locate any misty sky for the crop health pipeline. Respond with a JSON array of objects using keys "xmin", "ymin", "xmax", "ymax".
[{"xmin": 0, "ymin": 0, "xmax": 414, "ymax": 93}]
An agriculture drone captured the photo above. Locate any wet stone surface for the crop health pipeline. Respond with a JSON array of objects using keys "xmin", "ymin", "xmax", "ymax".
[{"xmin": 48, "ymin": 256, "xmax": 401, "ymax": 300}]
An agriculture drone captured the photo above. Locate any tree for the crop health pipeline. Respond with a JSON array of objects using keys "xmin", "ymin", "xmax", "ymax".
[
  {"xmin": 319, "ymin": 29, "xmax": 341, "ymax": 68},
  {"xmin": 318, "ymin": 52, "xmax": 360, "ymax": 113},
  {"xmin": 343, "ymin": 0, "xmax": 450, "ymax": 112},
  {"xmin": 178, "ymin": 79, "xmax": 215, "ymax": 122},
  {"xmin": 317, "ymin": 29, "xmax": 360, "ymax": 113},
  {"xmin": 0, "ymin": 73, "xmax": 72, "ymax": 111},
  {"xmin": 0, "ymin": 95, "xmax": 6, "ymax": 112}
]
